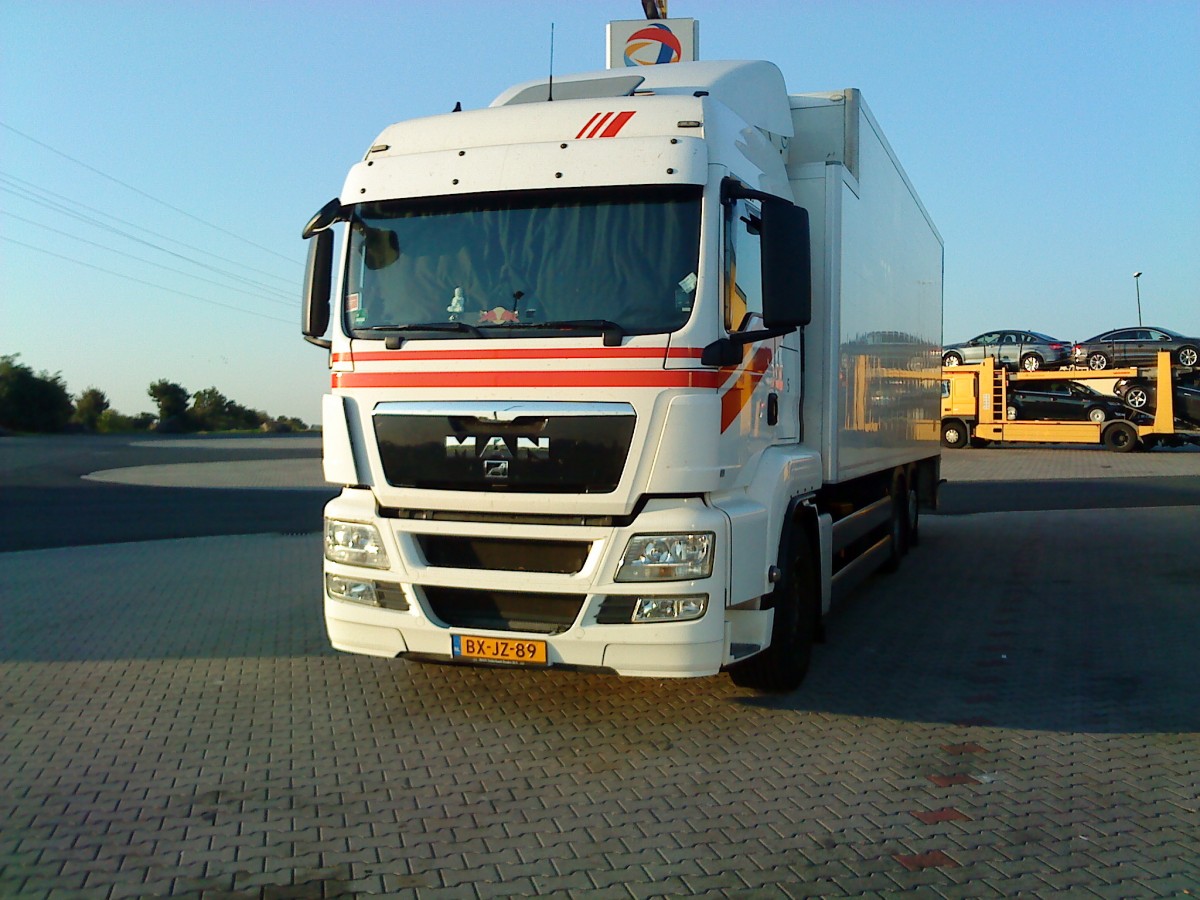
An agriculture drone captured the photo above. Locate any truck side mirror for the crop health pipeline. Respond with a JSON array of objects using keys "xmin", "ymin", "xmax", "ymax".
[
  {"xmin": 760, "ymin": 196, "xmax": 811, "ymax": 330},
  {"xmin": 302, "ymin": 229, "xmax": 334, "ymax": 349}
]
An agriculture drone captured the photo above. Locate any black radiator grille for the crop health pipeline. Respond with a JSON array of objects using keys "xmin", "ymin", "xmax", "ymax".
[
  {"xmin": 374, "ymin": 412, "xmax": 636, "ymax": 493},
  {"xmin": 417, "ymin": 536, "xmax": 590, "ymax": 574},
  {"xmin": 422, "ymin": 587, "xmax": 584, "ymax": 634}
]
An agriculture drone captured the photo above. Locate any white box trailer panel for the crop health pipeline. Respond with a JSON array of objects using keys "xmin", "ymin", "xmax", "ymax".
[{"xmin": 788, "ymin": 90, "xmax": 943, "ymax": 484}]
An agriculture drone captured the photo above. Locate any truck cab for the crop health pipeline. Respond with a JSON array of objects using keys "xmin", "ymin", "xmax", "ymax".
[{"xmin": 302, "ymin": 56, "xmax": 942, "ymax": 690}]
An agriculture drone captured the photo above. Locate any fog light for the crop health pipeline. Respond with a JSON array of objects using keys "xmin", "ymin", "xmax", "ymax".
[
  {"xmin": 632, "ymin": 594, "xmax": 708, "ymax": 622},
  {"xmin": 326, "ymin": 574, "xmax": 378, "ymax": 605}
]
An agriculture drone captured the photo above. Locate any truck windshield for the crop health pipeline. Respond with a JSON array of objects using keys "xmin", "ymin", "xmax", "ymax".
[{"xmin": 343, "ymin": 185, "xmax": 702, "ymax": 338}]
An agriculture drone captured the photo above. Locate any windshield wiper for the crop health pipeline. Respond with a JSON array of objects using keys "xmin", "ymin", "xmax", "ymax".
[
  {"xmin": 518, "ymin": 319, "xmax": 627, "ymax": 346},
  {"xmin": 359, "ymin": 321, "xmax": 485, "ymax": 348}
]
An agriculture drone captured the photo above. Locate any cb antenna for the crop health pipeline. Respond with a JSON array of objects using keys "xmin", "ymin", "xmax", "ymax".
[{"xmin": 547, "ymin": 22, "xmax": 555, "ymax": 101}]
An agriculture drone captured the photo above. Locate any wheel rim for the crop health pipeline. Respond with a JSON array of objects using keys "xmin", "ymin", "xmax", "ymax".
[
  {"xmin": 1089, "ymin": 353, "xmax": 1108, "ymax": 370},
  {"xmin": 944, "ymin": 426, "xmax": 962, "ymax": 445},
  {"xmin": 1127, "ymin": 388, "xmax": 1148, "ymax": 408},
  {"xmin": 944, "ymin": 354, "xmax": 960, "ymax": 367},
  {"xmin": 1022, "ymin": 356, "xmax": 1041, "ymax": 371},
  {"xmin": 1179, "ymin": 348, "xmax": 1198, "ymax": 367},
  {"xmin": 1089, "ymin": 408, "xmax": 1106, "ymax": 423}
]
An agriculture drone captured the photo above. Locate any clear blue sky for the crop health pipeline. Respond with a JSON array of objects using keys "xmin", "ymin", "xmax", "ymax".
[{"xmin": 3, "ymin": 0, "xmax": 1197, "ymax": 425}]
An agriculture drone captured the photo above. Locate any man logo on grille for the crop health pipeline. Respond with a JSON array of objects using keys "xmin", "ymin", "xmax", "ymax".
[{"xmin": 445, "ymin": 436, "xmax": 550, "ymax": 467}]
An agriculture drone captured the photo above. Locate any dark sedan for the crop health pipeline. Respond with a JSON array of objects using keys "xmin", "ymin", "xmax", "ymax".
[
  {"xmin": 1007, "ymin": 381, "xmax": 1128, "ymax": 423},
  {"xmin": 1072, "ymin": 326, "xmax": 1200, "ymax": 370},
  {"xmin": 1114, "ymin": 373, "xmax": 1200, "ymax": 427}
]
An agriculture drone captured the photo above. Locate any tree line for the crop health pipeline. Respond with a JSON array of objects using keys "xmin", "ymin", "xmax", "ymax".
[{"xmin": 0, "ymin": 355, "xmax": 309, "ymax": 435}]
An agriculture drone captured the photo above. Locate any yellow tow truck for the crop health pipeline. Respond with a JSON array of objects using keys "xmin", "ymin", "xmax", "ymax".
[{"xmin": 940, "ymin": 350, "xmax": 1199, "ymax": 452}]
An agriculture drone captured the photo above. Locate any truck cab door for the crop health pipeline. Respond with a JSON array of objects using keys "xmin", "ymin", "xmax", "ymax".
[{"xmin": 718, "ymin": 197, "xmax": 798, "ymax": 466}]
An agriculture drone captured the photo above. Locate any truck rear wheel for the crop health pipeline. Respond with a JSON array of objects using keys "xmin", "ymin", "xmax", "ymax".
[
  {"xmin": 729, "ymin": 533, "xmax": 819, "ymax": 693},
  {"xmin": 883, "ymin": 472, "xmax": 909, "ymax": 572},
  {"xmin": 1102, "ymin": 421, "xmax": 1139, "ymax": 452},
  {"xmin": 906, "ymin": 476, "xmax": 920, "ymax": 548}
]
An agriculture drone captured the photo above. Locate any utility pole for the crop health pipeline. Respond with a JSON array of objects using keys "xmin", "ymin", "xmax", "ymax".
[{"xmin": 1133, "ymin": 271, "xmax": 1143, "ymax": 326}]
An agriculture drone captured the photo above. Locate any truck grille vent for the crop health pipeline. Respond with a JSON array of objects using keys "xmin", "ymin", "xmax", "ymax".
[
  {"xmin": 417, "ymin": 536, "xmax": 590, "ymax": 574},
  {"xmin": 375, "ymin": 582, "xmax": 410, "ymax": 611},
  {"xmin": 422, "ymin": 587, "xmax": 584, "ymax": 634}
]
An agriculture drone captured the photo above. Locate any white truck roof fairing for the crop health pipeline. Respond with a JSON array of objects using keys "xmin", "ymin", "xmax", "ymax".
[
  {"xmin": 493, "ymin": 60, "xmax": 794, "ymax": 140},
  {"xmin": 346, "ymin": 96, "xmax": 711, "ymax": 201}
]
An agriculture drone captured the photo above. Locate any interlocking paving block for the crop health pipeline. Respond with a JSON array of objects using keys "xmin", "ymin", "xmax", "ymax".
[
  {"xmin": 911, "ymin": 808, "xmax": 972, "ymax": 824},
  {"xmin": 941, "ymin": 743, "xmax": 988, "ymax": 755},
  {"xmin": 2, "ymin": 492, "xmax": 1200, "ymax": 897},
  {"xmin": 927, "ymin": 774, "xmax": 982, "ymax": 787}
]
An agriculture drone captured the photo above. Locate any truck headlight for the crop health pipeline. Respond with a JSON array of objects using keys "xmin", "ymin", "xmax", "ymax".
[
  {"xmin": 324, "ymin": 519, "xmax": 389, "ymax": 568},
  {"xmin": 633, "ymin": 594, "xmax": 708, "ymax": 622},
  {"xmin": 615, "ymin": 532, "xmax": 714, "ymax": 582}
]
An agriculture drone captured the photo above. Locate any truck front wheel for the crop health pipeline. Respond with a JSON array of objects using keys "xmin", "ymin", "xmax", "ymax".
[
  {"xmin": 941, "ymin": 419, "xmax": 969, "ymax": 449},
  {"xmin": 729, "ymin": 533, "xmax": 820, "ymax": 693}
]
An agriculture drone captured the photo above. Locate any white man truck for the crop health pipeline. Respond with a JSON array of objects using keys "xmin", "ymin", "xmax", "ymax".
[{"xmin": 301, "ymin": 51, "xmax": 943, "ymax": 691}]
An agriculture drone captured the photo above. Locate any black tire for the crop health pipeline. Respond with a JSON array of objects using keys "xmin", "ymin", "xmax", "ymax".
[
  {"xmin": 728, "ymin": 531, "xmax": 820, "ymax": 693},
  {"xmin": 941, "ymin": 419, "xmax": 969, "ymax": 449},
  {"xmin": 907, "ymin": 483, "xmax": 921, "ymax": 547},
  {"xmin": 1087, "ymin": 351, "xmax": 1111, "ymax": 370},
  {"xmin": 1102, "ymin": 421, "xmax": 1139, "ymax": 453},
  {"xmin": 882, "ymin": 473, "xmax": 908, "ymax": 573},
  {"xmin": 942, "ymin": 352, "xmax": 964, "ymax": 367},
  {"xmin": 1176, "ymin": 345, "xmax": 1199, "ymax": 368},
  {"xmin": 1020, "ymin": 353, "xmax": 1043, "ymax": 372}
]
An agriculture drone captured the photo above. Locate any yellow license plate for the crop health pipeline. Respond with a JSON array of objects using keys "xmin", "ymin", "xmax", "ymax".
[{"xmin": 452, "ymin": 634, "xmax": 548, "ymax": 665}]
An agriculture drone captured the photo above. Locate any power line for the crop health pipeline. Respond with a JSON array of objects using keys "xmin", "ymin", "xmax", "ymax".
[
  {"xmin": 1, "ymin": 211, "xmax": 296, "ymax": 308},
  {"xmin": 0, "ymin": 191, "xmax": 295, "ymax": 304},
  {"xmin": 0, "ymin": 121, "xmax": 304, "ymax": 267},
  {"xmin": 0, "ymin": 236, "xmax": 295, "ymax": 326},
  {"xmin": 0, "ymin": 171, "xmax": 299, "ymax": 288}
]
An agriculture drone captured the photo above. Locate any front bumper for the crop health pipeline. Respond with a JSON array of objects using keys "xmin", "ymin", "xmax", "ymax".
[{"xmin": 321, "ymin": 490, "xmax": 732, "ymax": 678}]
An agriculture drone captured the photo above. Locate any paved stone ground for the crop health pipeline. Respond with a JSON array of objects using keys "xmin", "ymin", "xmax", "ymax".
[
  {"xmin": 940, "ymin": 444, "xmax": 1200, "ymax": 482},
  {"xmin": 2, "ymin": 460, "xmax": 1199, "ymax": 897}
]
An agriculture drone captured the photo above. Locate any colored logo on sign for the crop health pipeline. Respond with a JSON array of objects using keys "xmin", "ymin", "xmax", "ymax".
[{"xmin": 624, "ymin": 23, "xmax": 682, "ymax": 66}]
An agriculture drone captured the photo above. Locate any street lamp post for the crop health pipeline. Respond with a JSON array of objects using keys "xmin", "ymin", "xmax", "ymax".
[{"xmin": 1133, "ymin": 272, "xmax": 1143, "ymax": 326}]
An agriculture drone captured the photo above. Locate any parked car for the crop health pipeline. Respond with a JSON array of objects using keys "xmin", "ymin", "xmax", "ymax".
[
  {"xmin": 1006, "ymin": 381, "xmax": 1128, "ymax": 423},
  {"xmin": 1113, "ymin": 372, "xmax": 1200, "ymax": 426},
  {"xmin": 1072, "ymin": 326, "xmax": 1200, "ymax": 370},
  {"xmin": 942, "ymin": 330, "xmax": 1071, "ymax": 371}
]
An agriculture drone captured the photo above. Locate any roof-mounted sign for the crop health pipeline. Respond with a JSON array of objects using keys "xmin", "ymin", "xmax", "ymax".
[{"xmin": 606, "ymin": 19, "xmax": 698, "ymax": 69}]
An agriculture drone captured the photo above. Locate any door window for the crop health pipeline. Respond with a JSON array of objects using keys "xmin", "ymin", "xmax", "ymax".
[{"xmin": 724, "ymin": 199, "xmax": 763, "ymax": 332}]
